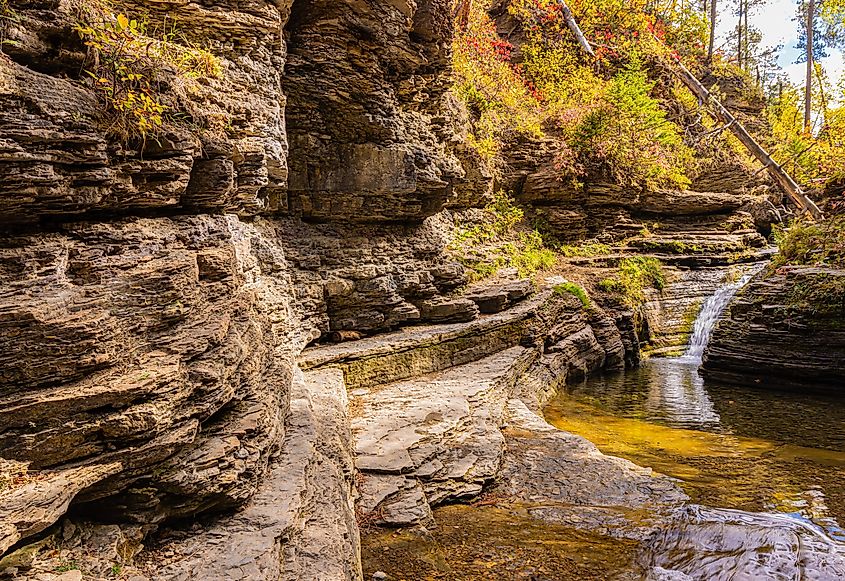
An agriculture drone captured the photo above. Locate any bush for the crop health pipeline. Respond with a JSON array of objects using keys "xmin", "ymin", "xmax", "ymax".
[
  {"xmin": 557, "ymin": 241, "xmax": 611, "ymax": 257},
  {"xmin": 600, "ymin": 256, "xmax": 665, "ymax": 308},
  {"xmin": 451, "ymin": 191, "xmax": 557, "ymax": 281},
  {"xmin": 455, "ymin": 0, "xmax": 698, "ymax": 188},
  {"xmin": 453, "ymin": 4, "xmax": 543, "ymax": 163},
  {"xmin": 554, "ymin": 281, "xmax": 591, "ymax": 308},
  {"xmin": 568, "ymin": 58, "xmax": 693, "ymax": 188},
  {"xmin": 75, "ymin": 8, "xmax": 221, "ymax": 141},
  {"xmin": 773, "ymin": 217, "xmax": 845, "ymax": 268}
]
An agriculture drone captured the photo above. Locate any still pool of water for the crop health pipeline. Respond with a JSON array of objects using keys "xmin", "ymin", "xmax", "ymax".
[{"xmin": 544, "ymin": 357, "xmax": 845, "ymax": 542}]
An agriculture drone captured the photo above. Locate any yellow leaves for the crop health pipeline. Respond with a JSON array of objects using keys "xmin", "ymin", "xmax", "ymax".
[{"xmin": 75, "ymin": 4, "xmax": 222, "ymax": 142}]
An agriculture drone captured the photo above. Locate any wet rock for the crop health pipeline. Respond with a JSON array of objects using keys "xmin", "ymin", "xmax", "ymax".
[
  {"xmin": 643, "ymin": 505, "xmax": 845, "ymax": 580},
  {"xmin": 641, "ymin": 267, "xmax": 740, "ymax": 356},
  {"xmin": 702, "ymin": 266, "xmax": 845, "ymax": 393},
  {"xmin": 496, "ymin": 399, "xmax": 688, "ymax": 534}
]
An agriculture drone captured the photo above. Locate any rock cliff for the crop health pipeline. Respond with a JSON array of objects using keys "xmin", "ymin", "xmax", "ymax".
[
  {"xmin": 0, "ymin": 0, "xmax": 481, "ymax": 573},
  {"xmin": 0, "ymin": 0, "xmax": 806, "ymax": 579},
  {"xmin": 702, "ymin": 266, "xmax": 845, "ymax": 392}
]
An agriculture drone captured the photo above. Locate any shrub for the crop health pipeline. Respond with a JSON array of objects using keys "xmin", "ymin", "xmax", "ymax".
[
  {"xmin": 451, "ymin": 191, "xmax": 557, "ymax": 281},
  {"xmin": 773, "ymin": 217, "xmax": 845, "ymax": 268},
  {"xmin": 554, "ymin": 281, "xmax": 591, "ymax": 308},
  {"xmin": 75, "ymin": 8, "xmax": 221, "ymax": 141},
  {"xmin": 569, "ymin": 57, "xmax": 693, "ymax": 188},
  {"xmin": 453, "ymin": 4, "xmax": 544, "ymax": 163},
  {"xmin": 0, "ymin": 0, "xmax": 20, "ymax": 51},
  {"xmin": 600, "ymin": 256, "xmax": 665, "ymax": 308},
  {"xmin": 557, "ymin": 241, "xmax": 611, "ymax": 257}
]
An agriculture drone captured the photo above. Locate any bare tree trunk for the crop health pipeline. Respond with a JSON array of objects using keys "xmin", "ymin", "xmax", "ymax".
[
  {"xmin": 557, "ymin": 1, "xmax": 594, "ymax": 56},
  {"xmin": 743, "ymin": 0, "xmax": 749, "ymax": 68},
  {"xmin": 736, "ymin": 17, "xmax": 740, "ymax": 67},
  {"xmin": 454, "ymin": 0, "xmax": 473, "ymax": 32},
  {"xmin": 805, "ymin": 0, "xmax": 815, "ymax": 132},
  {"xmin": 708, "ymin": 0, "xmax": 717, "ymax": 62}
]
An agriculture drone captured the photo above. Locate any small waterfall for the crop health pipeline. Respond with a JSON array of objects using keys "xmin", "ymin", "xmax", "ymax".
[{"xmin": 685, "ymin": 266, "xmax": 762, "ymax": 361}]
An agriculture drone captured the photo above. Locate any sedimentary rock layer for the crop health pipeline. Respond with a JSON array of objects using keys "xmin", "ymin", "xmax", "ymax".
[{"xmin": 703, "ymin": 266, "xmax": 845, "ymax": 392}]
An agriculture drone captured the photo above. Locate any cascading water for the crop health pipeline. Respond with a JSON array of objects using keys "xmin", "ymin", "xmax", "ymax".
[{"xmin": 684, "ymin": 265, "xmax": 764, "ymax": 362}]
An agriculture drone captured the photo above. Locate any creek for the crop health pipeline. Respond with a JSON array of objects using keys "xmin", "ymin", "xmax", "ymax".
[{"xmin": 362, "ymin": 272, "xmax": 845, "ymax": 580}]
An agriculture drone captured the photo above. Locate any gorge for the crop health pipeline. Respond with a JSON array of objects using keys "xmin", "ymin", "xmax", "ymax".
[{"xmin": 1, "ymin": 0, "xmax": 844, "ymax": 580}]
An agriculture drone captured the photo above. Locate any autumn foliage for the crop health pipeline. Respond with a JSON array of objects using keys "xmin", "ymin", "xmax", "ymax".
[{"xmin": 453, "ymin": 0, "xmax": 712, "ymax": 189}]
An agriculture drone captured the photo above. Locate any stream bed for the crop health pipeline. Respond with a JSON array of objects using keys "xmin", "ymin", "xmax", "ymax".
[
  {"xmin": 362, "ymin": 358, "xmax": 845, "ymax": 580},
  {"xmin": 545, "ymin": 357, "xmax": 845, "ymax": 541},
  {"xmin": 361, "ymin": 268, "xmax": 845, "ymax": 580}
]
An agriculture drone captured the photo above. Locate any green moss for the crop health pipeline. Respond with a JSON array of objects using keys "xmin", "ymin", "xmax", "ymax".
[
  {"xmin": 554, "ymin": 282, "xmax": 591, "ymax": 308},
  {"xmin": 0, "ymin": 0, "xmax": 21, "ymax": 51},
  {"xmin": 680, "ymin": 301, "xmax": 702, "ymax": 334},
  {"xmin": 634, "ymin": 239, "xmax": 705, "ymax": 254},
  {"xmin": 786, "ymin": 273, "xmax": 845, "ymax": 317},
  {"xmin": 54, "ymin": 562, "xmax": 79, "ymax": 573}
]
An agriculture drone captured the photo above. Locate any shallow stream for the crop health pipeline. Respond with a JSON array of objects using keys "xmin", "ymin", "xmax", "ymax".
[
  {"xmin": 362, "ymin": 362, "xmax": 845, "ymax": 580},
  {"xmin": 362, "ymin": 270, "xmax": 845, "ymax": 579},
  {"xmin": 545, "ymin": 357, "xmax": 845, "ymax": 541}
]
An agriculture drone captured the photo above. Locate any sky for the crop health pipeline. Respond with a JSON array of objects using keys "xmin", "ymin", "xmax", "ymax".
[{"xmin": 714, "ymin": 0, "xmax": 845, "ymax": 90}]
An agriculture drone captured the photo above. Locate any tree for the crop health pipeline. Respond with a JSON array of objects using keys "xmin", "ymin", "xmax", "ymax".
[
  {"xmin": 805, "ymin": 0, "xmax": 816, "ymax": 131},
  {"xmin": 794, "ymin": 0, "xmax": 845, "ymax": 132},
  {"xmin": 708, "ymin": 0, "xmax": 717, "ymax": 61}
]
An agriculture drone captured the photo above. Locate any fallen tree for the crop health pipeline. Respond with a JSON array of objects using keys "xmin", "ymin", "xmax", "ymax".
[{"xmin": 551, "ymin": 0, "xmax": 823, "ymax": 221}]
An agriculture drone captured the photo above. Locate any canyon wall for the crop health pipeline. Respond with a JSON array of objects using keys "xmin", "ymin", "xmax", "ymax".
[
  {"xmin": 0, "ymin": 0, "xmax": 482, "ymax": 560},
  {"xmin": 703, "ymin": 266, "xmax": 845, "ymax": 393},
  {"xmin": 0, "ymin": 0, "xmax": 786, "ymax": 578}
]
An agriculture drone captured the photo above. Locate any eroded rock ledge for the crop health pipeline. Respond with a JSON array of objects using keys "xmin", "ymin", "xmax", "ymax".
[{"xmin": 703, "ymin": 266, "xmax": 845, "ymax": 392}]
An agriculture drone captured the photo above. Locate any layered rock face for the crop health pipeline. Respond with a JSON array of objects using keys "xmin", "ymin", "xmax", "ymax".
[
  {"xmin": 0, "ymin": 0, "xmax": 293, "ymax": 221},
  {"xmin": 703, "ymin": 266, "xmax": 845, "ymax": 392},
  {"xmin": 299, "ymin": 290, "xmax": 632, "ymax": 527},
  {"xmin": 0, "ymin": 0, "xmax": 477, "ymax": 569},
  {"xmin": 283, "ymin": 0, "xmax": 471, "ymax": 221},
  {"xmin": 0, "ymin": 217, "xmax": 301, "ymax": 532}
]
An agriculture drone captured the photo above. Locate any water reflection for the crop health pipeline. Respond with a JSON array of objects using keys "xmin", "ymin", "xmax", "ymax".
[
  {"xmin": 547, "ymin": 358, "xmax": 845, "ymax": 541},
  {"xmin": 565, "ymin": 358, "xmax": 845, "ymax": 450},
  {"xmin": 567, "ymin": 358, "xmax": 722, "ymax": 431}
]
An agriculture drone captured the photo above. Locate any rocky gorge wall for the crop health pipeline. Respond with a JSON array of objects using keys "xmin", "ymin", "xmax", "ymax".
[
  {"xmin": 0, "ymin": 0, "xmax": 797, "ymax": 578},
  {"xmin": 703, "ymin": 266, "xmax": 845, "ymax": 393},
  {"xmin": 0, "ymin": 0, "xmax": 487, "ymax": 562}
]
